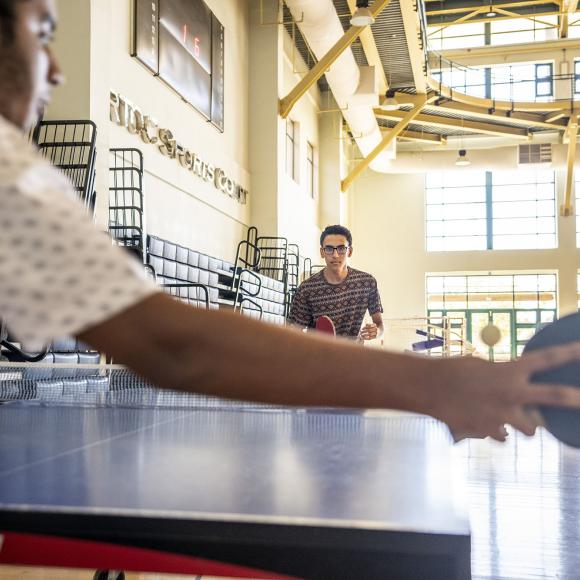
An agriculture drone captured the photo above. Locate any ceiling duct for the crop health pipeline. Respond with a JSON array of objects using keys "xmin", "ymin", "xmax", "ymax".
[{"xmin": 284, "ymin": 0, "xmax": 394, "ymax": 170}]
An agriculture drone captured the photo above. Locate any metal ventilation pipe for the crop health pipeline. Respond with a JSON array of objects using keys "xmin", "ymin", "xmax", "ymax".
[{"xmin": 284, "ymin": 0, "xmax": 393, "ymax": 171}]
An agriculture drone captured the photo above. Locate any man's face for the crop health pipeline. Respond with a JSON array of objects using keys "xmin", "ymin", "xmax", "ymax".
[
  {"xmin": 320, "ymin": 234, "xmax": 352, "ymax": 271},
  {"xmin": 0, "ymin": 0, "xmax": 62, "ymax": 131}
]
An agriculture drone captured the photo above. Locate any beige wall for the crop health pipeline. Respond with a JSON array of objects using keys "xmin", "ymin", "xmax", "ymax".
[
  {"xmin": 51, "ymin": 0, "xmax": 251, "ymax": 262},
  {"xmin": 349, "ymin": 170, "xmax": 580, "ymax": 320},
  {"xmin": 47, "ymin": 0, "xmax": 347, "ymax": 268},
  {"xmin": 48, "ymin": 1, "xmax": 580, "ymax": 308},
  {"xmin": 248, "ymin": 0, "xmax": 325, "ymax": 265},
  {"xmin": 278, "ymin": 29, "xmax": 321, "ymax": 262}
]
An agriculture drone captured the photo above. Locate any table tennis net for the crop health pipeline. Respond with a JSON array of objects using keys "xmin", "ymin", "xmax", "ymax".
[{"xmin": 0, "ymin": 364, "xmax": 279, "ymax": 410}]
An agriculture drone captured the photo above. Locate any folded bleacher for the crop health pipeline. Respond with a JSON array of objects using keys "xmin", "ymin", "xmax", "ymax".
[{"xmin": 146, "ymin": 235, "xmax": 286, "ymax": 325}]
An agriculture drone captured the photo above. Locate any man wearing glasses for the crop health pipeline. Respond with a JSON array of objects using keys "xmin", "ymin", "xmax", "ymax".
[{"xmin": 289, "ymin": 225, "xmax": 383, "ymax": 341}]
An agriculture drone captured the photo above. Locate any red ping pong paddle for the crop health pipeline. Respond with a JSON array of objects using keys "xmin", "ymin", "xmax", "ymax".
[{"xmin": 315, "ymin": 316, "xmax": 336, "ymax": 336}]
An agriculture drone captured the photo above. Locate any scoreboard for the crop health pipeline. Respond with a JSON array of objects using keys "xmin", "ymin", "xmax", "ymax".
[{"xmin": 133, "ymin": 0, "xmax": 224, "ymax": 131}]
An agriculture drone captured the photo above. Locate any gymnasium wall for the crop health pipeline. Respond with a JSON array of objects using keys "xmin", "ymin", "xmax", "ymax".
[
  {"xmin": 349, "ymin": 170, "xmax": 580, "ymax": 319},
  {"xmin": 50, "ymin": 0, "xmax": 251, "ymax": 262}
]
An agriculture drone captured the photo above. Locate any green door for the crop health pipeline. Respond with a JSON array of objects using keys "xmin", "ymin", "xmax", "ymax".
[{"xmin": 468, "ymin": 310, "xmax": 513, "ymax": 361}]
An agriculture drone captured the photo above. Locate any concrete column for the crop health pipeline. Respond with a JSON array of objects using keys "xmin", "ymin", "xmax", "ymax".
[
  {"xmin": 50, "ymin": 0, "xmax": 91, "ymax": 120},
  {"xmin": 248, "ymin": 0, "xmax": 283, "ymax": 236},
  {"xmin": 47, "ymin": 0, "xmax": 112, "ymax": 229},
  {"xmin": 556, "ymin": 168, "xmax": 579, "ymax": 315},
  {"xmin": 318, "ymin": 101, "xmax": 343, "ymax": 228}
]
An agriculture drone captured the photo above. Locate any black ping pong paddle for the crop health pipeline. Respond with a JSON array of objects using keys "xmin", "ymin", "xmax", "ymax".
[{"xmin": 523, "ymin": 311, "xmax": 580, "ymax": 448}]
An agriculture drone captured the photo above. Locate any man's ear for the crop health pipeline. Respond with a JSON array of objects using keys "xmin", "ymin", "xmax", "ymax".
[
  {"xmin": 319, "ymin": 247, "xmax": 325, "ymax": 258},
  {"xmin": 348, "ymin": 246, "xmax": 353, "ymax": 257}
]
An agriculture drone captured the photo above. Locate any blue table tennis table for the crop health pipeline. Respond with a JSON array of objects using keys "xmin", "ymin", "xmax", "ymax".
[{"xmin": 0, "ymin": 364, "xmax": 471, "ymax": 579}]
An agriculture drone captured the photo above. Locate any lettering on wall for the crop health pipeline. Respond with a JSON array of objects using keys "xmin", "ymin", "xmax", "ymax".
[{"xmin": 110, "ymin": 91, "xmax": 247, "ymax": 204}]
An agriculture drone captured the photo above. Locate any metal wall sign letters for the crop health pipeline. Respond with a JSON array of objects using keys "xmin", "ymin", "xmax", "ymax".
[{"xmin": 110, "ymin": 91, "xmax": 247, "ymax": 204}]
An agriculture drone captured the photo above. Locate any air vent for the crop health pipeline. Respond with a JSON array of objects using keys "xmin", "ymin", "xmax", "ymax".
[{"xmin": 518, "ymin": 143, "xmax": 552, "ymax": 165}]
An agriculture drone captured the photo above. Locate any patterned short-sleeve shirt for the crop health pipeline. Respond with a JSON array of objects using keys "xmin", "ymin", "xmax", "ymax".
[
  {"xmin": 0, "ymin": 114, "xmax": 158, "ymax": 350},
  {"xmin": 288, "ymin": 268, "xmax": 383, "ymax": 338}
]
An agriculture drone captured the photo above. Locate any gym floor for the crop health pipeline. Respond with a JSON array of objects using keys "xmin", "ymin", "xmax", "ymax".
[{"xmin": 462, "ymin": 428, "xmax": 580, "ymax": 580}]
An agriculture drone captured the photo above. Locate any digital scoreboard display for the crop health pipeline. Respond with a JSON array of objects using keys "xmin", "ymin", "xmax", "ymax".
[{"xmin": 133, "ymin": 0, "xmax": 224, "ymax": 131}]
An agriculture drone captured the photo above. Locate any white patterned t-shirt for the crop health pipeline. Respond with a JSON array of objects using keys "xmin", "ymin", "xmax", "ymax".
[{"xmin": 0, "ymin": 115, "xmax": 158, "ymax": 350}]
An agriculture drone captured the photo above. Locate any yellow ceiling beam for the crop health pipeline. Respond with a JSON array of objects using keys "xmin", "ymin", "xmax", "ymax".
[
  {"xmin": 422, "ymin": 97, "xmax": 567, "ymax": 130},
  {"xmin": 545, "ymin": 110, "xmax": 570, "ymax": 122},
  {"xmin": 560, "ymin": 0, "xmax": 580, "ymax": 37},
  {"xmin": 400, "ymin": 0, "xmax": 428, "ymax": 93},
  {"xmin": 374, "ymin": 108, "xmax": 532, "ymax": 138},
  {"xmin": 341, "ymin": 96, "xmax": 428, "ymax": 192},
  {"xmin": 428, "ymin": 8, "xmax": 485, "ymax": 37},
  {"xmin": 434, "ymin": 37, "xmax": 580, "ymax": 61},
  {"xmin": 561, "ymin": 116, "xmax": 578, "ymax": 216},
  {"xmin": 397, "ymin": 129, "xmax": 447, "ymax": 144},
  {"xmin": 427, "ymin": 9, "xmax": 560, "ymax": 29},
  {"xmin": 279, "ymin": 0, "xmax": 393, "ymax": 119},
  {"xmin": 346, "ymin": 0, "xmax": 388, "ymax": 95},
  {"xmin": 493, "ymin": 6, "xmax": 559, "ymax": 27}
]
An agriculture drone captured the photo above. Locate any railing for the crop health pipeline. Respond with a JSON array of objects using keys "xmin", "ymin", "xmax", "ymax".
[
  {"xmin": 232, "ymin": 239, "xmax": 263, "ymax": 319},
  {"xmin": 383, "ymin": 316, "xmax": 475, "ymax": 357},
  {"xmin": 109, "ymin": 148, "xmax": 146, "ymax": 261},
  {"xmin": 417, "ymin": 0, "xmax": 580, "ymax": 110},
  {"xmin": 430, "ymin": 52, "xmax": 579, "ymax": 106}
]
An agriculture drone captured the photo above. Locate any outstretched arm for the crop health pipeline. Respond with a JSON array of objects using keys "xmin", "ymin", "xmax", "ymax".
[{"xmin": 79, "ymin": 293, "xmax": 580, "ymax": 441}]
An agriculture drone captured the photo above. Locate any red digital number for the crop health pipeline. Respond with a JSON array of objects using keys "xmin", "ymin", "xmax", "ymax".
[{"xmin": 181, "ymin": 24, "xmax": 201, "ymax": 59}]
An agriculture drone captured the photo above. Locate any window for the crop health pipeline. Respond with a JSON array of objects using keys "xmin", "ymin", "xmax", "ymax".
[
  {"xmin": 489, "ymin": 15, "xmax": 557, "ymax": 46},
  {"xmin": 286, "ymin": 118, "xmax": 296, "ymax": 181},
  {"xmin": 574, "ymin": 172, "xmax": 580, "ymax": 246},
  {"xmin": 426, "ymin": 170, "xmax": 556, "ymax": 252},
  {"xmin": 425, "ymin": 172, "xmax": 487, "ymax": 252},
  {"xmin": 427, "ymin": 22, "xmax": 485, "ymax": 51},
  {"xmin": 575, "ymin": 60, "xmax": 580, "ymax": 95},
  {"xmin": 490, "ymin": 62, "xmax": 553, "ymax": 101},
  {"xmin": 427, "ymin": 16, "xmax": 557, "ymax": 51},
  {"xmin": 432, "ymin": 68, "xmax": 486, "ymax": 99},
  {"xmin": 427, "ymin": 273, "xmax": 557, "ymax": 359},
  {"xmin": 306, "ymin": 142, "xmax": 316, "ymax": 198},
  {"xmin": 535, "ymin": 63, "xmax": 553, "ymax": 98},
  {"xmin": 570, "ymin": 12, "xmax": 580, "ymax": 38},
  {"xmin": 433, "ymin": 61, "xmax": 553, "ymax": 102}
]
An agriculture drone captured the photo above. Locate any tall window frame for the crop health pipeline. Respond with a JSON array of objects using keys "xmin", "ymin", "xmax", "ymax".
[
  {"xmin": 285, "ymin": 118, "xmax": 297, "ymax": 182},
  {"xmin": 432, "ymin": 61, "xmax": 553, "ymax": 102},
  {"xmin": 427, "ymin": 273, "xmax": 557, "ymax": 359},
  {"xmin": 306, "ymin": 141, "xmax": 316, "ymax": 199},
  {"xmin": 428, "ymin": 15, "xmax": 558, "ymax": 50},
  {"xmin": 574, "ymin": 60, "xmax": 580, "ymax": 95},
  {"xmin": 426, "ymin": 170, "xmax": 557, "ymax": 252}
]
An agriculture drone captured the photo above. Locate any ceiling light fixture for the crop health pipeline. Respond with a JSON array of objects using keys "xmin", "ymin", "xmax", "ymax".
[
  {"xmin": 380, "ymin": 89, "xmax": 400, "ymax": 111},
  {"xmin": 455, "ymin": 149, "xmax": 471, "ymax": 166},
  {"xmin": 350, "ymin": 0, "xmax": 375, "ymax": 27},
  {"xmin": 485, "ymin": 1, "xmax": 497, "ymax": 17}
]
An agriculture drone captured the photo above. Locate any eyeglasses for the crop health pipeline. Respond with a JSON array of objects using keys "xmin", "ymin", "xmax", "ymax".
[{"xmin": 322, "ymin": 245, "xmax": 349, "ymax": 256}]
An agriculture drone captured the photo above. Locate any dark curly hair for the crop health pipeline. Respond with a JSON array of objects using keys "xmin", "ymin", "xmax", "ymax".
[
  {"xmin": 0, "ymin": 0, "xmax": 20, "ymax": 40},
  {"xmin": 320, "ymin": 225, "xmax": 353, "ymax": 247}
]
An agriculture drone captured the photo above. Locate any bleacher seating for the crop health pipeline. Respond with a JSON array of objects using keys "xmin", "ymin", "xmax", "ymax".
[
  {"xmin": 146, "ymin": 235, "xmax": 286, "ymax": 325},
  {"xmin": 147, "ymin": 235, "xmax": 219, "ymax": 309},
  {"xmin": 1, "ymin": 334, "xmax": 100, "ymax": 365}
]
